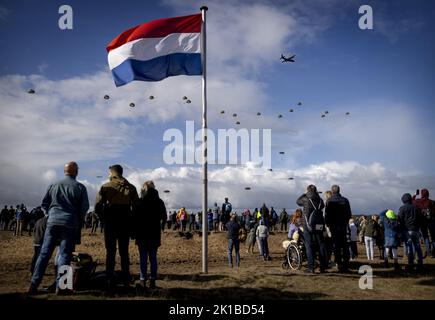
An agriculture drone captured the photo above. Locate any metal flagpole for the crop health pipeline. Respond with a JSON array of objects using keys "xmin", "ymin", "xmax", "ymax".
[{"xmin": 200, "ymin": 5, "xmax": 208, "ymax": 274}]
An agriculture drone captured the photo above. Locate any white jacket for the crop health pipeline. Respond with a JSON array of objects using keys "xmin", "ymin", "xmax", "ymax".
[{"xmin": 256, "ymin": 225, "xmax": 269, "ymax": 238}]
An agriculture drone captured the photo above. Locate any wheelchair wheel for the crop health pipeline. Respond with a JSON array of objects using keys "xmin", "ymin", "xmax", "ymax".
[
  {"xmin": 282, "ymin": 260, "xmax": 290, "ymax": 269},
  {"xmin": 286, "ymin": 244, "xmax": 302, "ymax": 270}
]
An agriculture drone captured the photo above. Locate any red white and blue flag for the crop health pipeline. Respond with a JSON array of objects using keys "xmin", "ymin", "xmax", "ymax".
[{"xmin": 107, "ymin": 13, "xmax": 202, "ymax": 87}]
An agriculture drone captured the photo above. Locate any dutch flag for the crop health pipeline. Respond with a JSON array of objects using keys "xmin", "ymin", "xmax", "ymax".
[{"xmin": 107, "ymin": 13, "xmax": 203, "ymax": 87}]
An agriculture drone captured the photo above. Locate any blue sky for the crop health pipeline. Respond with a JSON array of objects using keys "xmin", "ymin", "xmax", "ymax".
[{"xmin": 0, "ymin": 0, "xmax": 434, "ymax": 212}]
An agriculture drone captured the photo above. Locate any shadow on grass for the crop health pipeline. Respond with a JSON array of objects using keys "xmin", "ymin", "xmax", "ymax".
[
  {"xmin": 416, "ymin": 278, "xmax": 435, "ymax": 286},
  {"xmin": 160, "ymin": 286, "xmax": 328, "ymax": 300},
  {"xmin": 159, "ymin": 273, "xmax": 228, "ymax": 282},
  {"xmin": 0, "ymin": 286, "xmax": 328, "ymax": 301}
]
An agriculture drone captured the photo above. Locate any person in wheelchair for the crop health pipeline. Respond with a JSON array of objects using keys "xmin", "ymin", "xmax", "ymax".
[
  {"xmin": 288, "ymin": 209, "xmax": 303, "ymax": 242},
  {"xmin": 282, "ymin": 209, "xmax": 306, "ymax": 270}
]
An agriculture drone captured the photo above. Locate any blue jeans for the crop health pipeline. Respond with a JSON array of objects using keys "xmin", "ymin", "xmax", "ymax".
[
  {"xmin": 138, "ymin": 246, "xmax": 158, "ymax": 280},
  {"xmin": 228, "ymin": 239, "xmax": 240, "ymax": 266},
  {"xmin": 31, "ymin": 224, "xmax": 75, "ymax": 289},
  {"xmin": 259, "ymin": 237, "xmax": 269, "ymax": 258},
  {"xmin": 303, "ymin": 230, "xmax": 328, "ymax": 271},
  {"xmin": 406, "ymin": 231, "xmax": 423, "ymax": 266}
]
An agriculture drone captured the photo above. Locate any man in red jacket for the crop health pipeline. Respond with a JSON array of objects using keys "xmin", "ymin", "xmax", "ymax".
[{"xmin": 413, "ymin": 189, "xmax": 435, "ymax": 258}]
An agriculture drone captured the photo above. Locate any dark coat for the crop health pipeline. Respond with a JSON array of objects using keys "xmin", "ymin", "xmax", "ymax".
[
  {"xmin": 296, "ymin": 191, "xmax": 325, "ymax": 229},
  {"xmin": 325, "ymin": 193, "xmax": 352, "ymax": 230},
  {"xmin": 399, "ymin": 193, "xmax": 424, "ymax": 232},
  {"xmin": 33, "ymin": 216, "xmax": 48, "ymax": 245},
  {"xmin": 133, "ymin": 189, "xmax": 167, "ymax": 249},
  {"xmin": 226, "ymin": 220, "xmax": 241, "ymax": 240}
]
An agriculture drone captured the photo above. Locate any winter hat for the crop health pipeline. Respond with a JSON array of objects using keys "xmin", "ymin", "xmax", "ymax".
[{"xmin": 386, "ymin": 210, "xmax": 396, "ymax": 220}]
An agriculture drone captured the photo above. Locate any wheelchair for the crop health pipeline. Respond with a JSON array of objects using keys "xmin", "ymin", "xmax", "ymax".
[
  {"xmin": 282, "ymin": 235, "xmax": 305, "ymax": 270},
  {"xmin": 282, "ymin": 230, "xmax": 319, "ymax": 270}
]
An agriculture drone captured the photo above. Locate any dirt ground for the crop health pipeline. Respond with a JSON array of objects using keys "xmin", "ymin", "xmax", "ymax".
[{"xmin": 0, "ymin": 229, "xmax": 434, "ymax": 300}]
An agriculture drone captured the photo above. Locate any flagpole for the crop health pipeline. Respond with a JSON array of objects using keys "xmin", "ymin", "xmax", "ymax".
[{"xmin": 200, "ymin": 5, "xmax": 208, "ymax": 274}]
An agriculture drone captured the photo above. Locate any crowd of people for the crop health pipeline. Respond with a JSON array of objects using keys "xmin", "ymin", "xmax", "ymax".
[
  {"xmin": 1, "ymin": 161, "xmax": 434, "ymax": 296},
  {"xmin": 0, "ymin": 204, "xmax": 44, "ymax": 236}
]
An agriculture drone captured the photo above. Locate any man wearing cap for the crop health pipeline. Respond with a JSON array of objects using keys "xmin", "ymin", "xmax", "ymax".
[
  {"xmin": 95, "ymin": 164, "xmax": 138, "ymax": 290},
  {"xmin": 28, "ymin": 162, "xmax": 89, "ymax": 295}
]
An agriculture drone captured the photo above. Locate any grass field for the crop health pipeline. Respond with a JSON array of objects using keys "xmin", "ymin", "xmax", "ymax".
[{"xmin": 0, "ymin": 229, "xmax": 434, "ymax": 300}]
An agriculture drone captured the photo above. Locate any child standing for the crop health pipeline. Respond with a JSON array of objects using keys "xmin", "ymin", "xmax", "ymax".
[
  {"xmin": 380, "ymin": 210, "xmax": 401, "ymax": 271},
  {"xmin": 246, "ymin": 222, "xmax": 257, "ymax": 254},
  {"xmin": 256, "ymin": 220, "xmax": 270, "ymax": 261}
]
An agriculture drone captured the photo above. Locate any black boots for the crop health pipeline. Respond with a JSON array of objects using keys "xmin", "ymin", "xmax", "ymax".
[{"xmin": 149, "ymin": 279, "xmax": 157, "ymax": 289}]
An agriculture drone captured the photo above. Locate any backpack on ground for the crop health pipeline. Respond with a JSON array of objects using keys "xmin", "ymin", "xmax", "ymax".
[
  {"xmin": 305, "ymin": 199, "xmax": 325, "ymax": 232},
  {"xmin": 71, "ymin": 252, "xmax": 97, "ymax": 290}
]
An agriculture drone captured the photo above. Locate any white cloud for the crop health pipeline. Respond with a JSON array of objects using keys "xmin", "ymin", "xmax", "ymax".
[
  {"xmin": 42, "ymin": 169, "xmax": 57, "ymax": 183},
  {"xmin": 123, "ymin": 161, "xmax": 435, "ymax": 214}
]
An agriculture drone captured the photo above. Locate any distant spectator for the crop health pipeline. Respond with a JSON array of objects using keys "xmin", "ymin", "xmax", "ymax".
[
  {"xmin": 166, "ymin": 211, "xmax": 172, "ymax": 230},
  {"xmin": 188, "ymin": 211, "xmax": 195, "ymax": 231},
  {"xmin": 221, "ymin": 197, "xmax": 232, "ymax": 227},
  {"xmin": 206, "ymin": 209, "xmax": 212, "ymax": 232},
  {"xmin": 90, "ymin": 211, "xmax": 99, "ymax": 235},
  {"xmin": 213, "ymin": 203, "xmax": 220, "ymax": 232},
  {"xmin": 177, "ymin": 208, "xmax": 187, "ymax": 232},
  {"xmin": 260, "ymin": 204, "xmax": 269, "ymax": 227},
  {"xmin": 0, "ymin": 206, "xmax": 8, "ymax": 230},
  {"xmin": 270, "ymin": 207, "xmax": 278, "ymax": 231},
  {"xmin": 256, "ymin": 220, "xmax": 270, "ymax": 261},
  {"xmin": 279, "ymin": 208, "xmax": 289, "ymax": 232},
  {"xmin": 246, "ymin": 221, "xmax": 257, "ymax": 254},
  {"xmin": 15, "ymin": 204, "xmax": 25, "ymax": 236},
  {"xmin": 358, "ymin": 216, "xmax": 367, "ymax": 243},
  {"xmin": 373, "ymin": 215, "xmax": 385, "ymax": 259},
  {"xmin": 225, "ymin": 214, "xmax": 241, "ymax": 268},
  {"xmin": 348, "ymin": 219, "xmax": 358, "ymax": 260},
  {"xmin": 171, "ymin": 211, "xmax": 177, "ymax": 230}
]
